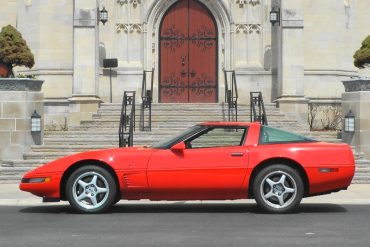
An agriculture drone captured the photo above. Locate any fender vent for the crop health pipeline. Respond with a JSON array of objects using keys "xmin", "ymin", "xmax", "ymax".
[{"xmin": 123, "ymin": 174, "xmax": 131, "ymax": 187}]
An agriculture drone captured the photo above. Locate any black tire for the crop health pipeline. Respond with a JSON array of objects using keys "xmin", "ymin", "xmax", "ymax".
[
  {"xmin": 66, "ymin": 165, "xmax": 117, "ymax": 214},
  {"xmin": 252, "ymin": 164, "xmax": 304, "ymax": 214}
]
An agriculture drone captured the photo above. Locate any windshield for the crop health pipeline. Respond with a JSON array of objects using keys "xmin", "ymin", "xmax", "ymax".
[{"xmin": 151, "ymin": 125, "xmax": 205, "ymax": 149}]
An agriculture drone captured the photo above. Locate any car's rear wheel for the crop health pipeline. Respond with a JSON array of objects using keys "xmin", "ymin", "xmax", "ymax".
[
  {"xmin": 253, "ymin": 164, "xmax": 303, "ymax": 213},
  {"xmin": 66, "ymin": 165, "xmax": 117, "ymax": 213}
]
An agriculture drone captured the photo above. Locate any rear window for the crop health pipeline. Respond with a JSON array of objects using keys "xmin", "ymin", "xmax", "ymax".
[{"xmin": 259, "ymin": 126, "xmax": 316, "ymax": 144}]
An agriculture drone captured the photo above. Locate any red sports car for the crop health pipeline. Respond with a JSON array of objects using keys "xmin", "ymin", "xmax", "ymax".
[{"xmin": 20, "ymin": 122, "xmax": 355, "ymax": 214}]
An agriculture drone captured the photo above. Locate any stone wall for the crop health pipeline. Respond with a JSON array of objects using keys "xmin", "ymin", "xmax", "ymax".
[
  {"xmin": 342, "ymin": 79, "xmax": 370, "ymax": 159},
  {"xmin": 0, "ymin": 79, "xmax": 44, "ymax": 164}
]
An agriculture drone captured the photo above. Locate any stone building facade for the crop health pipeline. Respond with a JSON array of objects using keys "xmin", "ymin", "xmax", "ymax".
[{"xmin": 1, "ymin": 0, "xmax": 370, "ymax": 127}]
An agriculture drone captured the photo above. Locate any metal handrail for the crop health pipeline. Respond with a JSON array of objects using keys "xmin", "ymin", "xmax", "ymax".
[
  {"xmin": 119, "ymin": 91, "xmax": 136, "ymax": 147},
  {"xmin": 223, "ymin": 69, "xmax": 238, "ymax": 121},
  {"xmin": 140, "ymin": 68, "xmax": 154, "ymax": 131},
  {"xmin": 250, "ymin": 92, "xmax": 268, "ymax": 125}
]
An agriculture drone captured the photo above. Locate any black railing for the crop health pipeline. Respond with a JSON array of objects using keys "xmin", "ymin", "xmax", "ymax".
[
  {"xmin": 223, "ymin": 70, "xmax": 238, "ymax": 121},
  {"xmin": 119, "ymin": 91, "xmax": 136, "ymax": 147},
  {"xmin": 140, "ymin": 68, "xmax": 154, "ymax": 131},
  {"xmin": 250, "ymin": 92, "xmax": 268, "ymax": 125}
]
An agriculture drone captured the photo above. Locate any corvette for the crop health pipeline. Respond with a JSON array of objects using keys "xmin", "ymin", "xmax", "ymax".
[{"xmin": 20, "ymin": 122, "xmax": 355, "ymax": 213}]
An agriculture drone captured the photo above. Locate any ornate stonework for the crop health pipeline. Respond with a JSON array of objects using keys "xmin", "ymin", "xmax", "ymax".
[
  {"xmin": 236, "ymin": 0, "xmax": 260, "ymax": 7},
  {"xmin": 117, "ymin": 0, "xmax": 142, "ymax": 7},
  {"xmin": 116, "ymin": 23, "xmax": 143, "ymax": 33},
  {"xmin": 235, "ymin": 24, "xmax": 262, "ymax": 34}
]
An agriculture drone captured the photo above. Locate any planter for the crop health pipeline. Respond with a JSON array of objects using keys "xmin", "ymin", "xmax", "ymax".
[
  {"xmin": 0, "ymin": 63, "xmax": 12, "ymax": 78},
  {"xmin": 342, "ymin": 78, "xmax": 370, "ymax": 92},
  {"xmin": 0, "ymin": 78, "xmax": 43, "ymax": 91}
]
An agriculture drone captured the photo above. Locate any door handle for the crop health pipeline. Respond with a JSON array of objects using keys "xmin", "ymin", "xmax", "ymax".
[{"xmin": 231, "ymin": 152, "xmax": 244, "ymax": 157}]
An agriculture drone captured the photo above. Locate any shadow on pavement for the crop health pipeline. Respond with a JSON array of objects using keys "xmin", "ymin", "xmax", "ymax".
[{"xmin": 19, "ymin": 202, "xmax": 347, "ymax": 214}]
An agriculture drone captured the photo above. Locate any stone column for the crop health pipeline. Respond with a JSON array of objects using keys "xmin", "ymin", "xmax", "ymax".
[
  {"xmin": 70, "ymin": 0, "xmax": 101, "ymax": 126},
  {"xmin": 275, "ymin": 0, "xmax": 309, "ymax": 127},
  {"xmin": 342, "ymin": 79, "xmax": 370, "ymax": 158},
  {"xmin": 0, "ymin": 79, "xmax": 44, "ymax": 165}
]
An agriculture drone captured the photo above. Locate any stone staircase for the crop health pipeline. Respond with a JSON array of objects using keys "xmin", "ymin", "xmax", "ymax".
[{"xmin": 1, "ymin": 103, "xmax": 369, "ymax": 184}]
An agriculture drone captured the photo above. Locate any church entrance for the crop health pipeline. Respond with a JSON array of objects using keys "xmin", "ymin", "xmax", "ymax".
[{"xmin": 159, "ymin": 0, "xmax": 218, "ymax": 103}]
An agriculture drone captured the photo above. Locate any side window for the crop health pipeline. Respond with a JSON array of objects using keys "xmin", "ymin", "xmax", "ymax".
[
  {"xmin": 259, "ymin": 126, "xmax": 315, "ymax": 144},
  {"xmin": 186, "ymin": 127, "xmax": 247, "ymax": 149}
]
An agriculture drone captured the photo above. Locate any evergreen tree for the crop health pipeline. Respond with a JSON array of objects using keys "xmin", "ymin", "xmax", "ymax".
[
  {"xmin": 354, "ymin": 35, "xmax": 370, "ymax": 69},
  {"xmin": 0, "ymin": 25, "xmax": 35, "ymax": 70}
]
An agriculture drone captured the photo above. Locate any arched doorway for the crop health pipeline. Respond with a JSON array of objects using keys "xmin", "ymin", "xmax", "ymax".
[{"xmin": 159, "ymin": 0, "xmax": 218, "ymax": 103}]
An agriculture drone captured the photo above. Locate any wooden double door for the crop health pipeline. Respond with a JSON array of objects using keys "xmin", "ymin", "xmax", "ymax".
[{"xmin": 159, "ymin": 0, "xmax": 218, "ymax": 103}]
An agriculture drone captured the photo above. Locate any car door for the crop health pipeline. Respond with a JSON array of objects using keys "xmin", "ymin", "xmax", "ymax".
[{"xmin": 147, "ymin": 126, "xmax": 249, "ymax": 200}]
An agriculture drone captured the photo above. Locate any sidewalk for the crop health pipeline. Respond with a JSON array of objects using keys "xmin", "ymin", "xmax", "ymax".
[{"xmin": 0, "ymin": 184, "xmax": 369, "ymax": 206}]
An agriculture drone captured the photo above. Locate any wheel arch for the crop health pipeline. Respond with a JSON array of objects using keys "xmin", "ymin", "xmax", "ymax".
[
  {"xmin": 248, "ymin": 158, "xmax": 309, "ymax": 198},
  {"xmin": 60, "ymin": 159, "xmax": 120, "ymax": 201}
]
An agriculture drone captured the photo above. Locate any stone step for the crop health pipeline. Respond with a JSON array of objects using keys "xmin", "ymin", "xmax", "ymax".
[
  {"xmin": 94, "ymin": 110, "xmax": 282, "ymax": 116},
  {"xmin": 352, "ymin": 176, "xmax": 370, "ymax": 184},
  {"xmin": 92, "ymin": 114, "xmax": 284, "ymax": 121},
  {"xmin": 0, "ymin": 175, "xmax": 22, "ymax": 184},
  {"xmin": 2, "ymin": 160, "xmax": 50, "ymax": 168},
  {"xmin": 82, "ymin": 117, "xmax": 301, "ymax": 124},
  {"xmin": 98, "ymin": 103, "xmax": 278, "ymax": 109},
  {"xmin": 77, "ymin": 123, "xmax": 303, "ymax": 130},
  {"xmin": 30, "ymin": 145, "xmax": 116, "ymax": 152},
  {"xmin": 355, "ymin": 160, "xmax": 370, "ymax": 165},
  {"xmin": 355, "ymin": 167, "xmax": 370, "ymax": 173},
  {"xmin": 0, "ymin": 167, "xmax": 30, "ymax": 177},
  {"xmin": 23, "ymin": 152, "xmax": 79, "ymax": 160}
]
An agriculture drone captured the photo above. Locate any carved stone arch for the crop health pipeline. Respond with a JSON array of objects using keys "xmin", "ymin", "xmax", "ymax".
[{"xmin": 144, "ymin": 0, "xmax": 233, "ymax": 102}]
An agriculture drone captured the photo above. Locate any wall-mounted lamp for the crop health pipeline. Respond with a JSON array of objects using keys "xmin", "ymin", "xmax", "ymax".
[
  {"xmin": 31, "ymin": 110, "xmax": 41, "ymax": 133},
  {"xmin": 344, "ymin": 110, "xmax": 355, "ymax": 132},
  {"xmin": 98, "ymin": 7, "xmax": 108, "ymax": 25},
  {"xmin": 270, "ymin": 7, "xmax": 280, "ymax": 26}
]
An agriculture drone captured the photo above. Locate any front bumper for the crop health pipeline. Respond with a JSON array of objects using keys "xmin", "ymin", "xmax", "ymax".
[{"xmin": 19, "ymin": 170, "xmax": 62, "ymax": 199}]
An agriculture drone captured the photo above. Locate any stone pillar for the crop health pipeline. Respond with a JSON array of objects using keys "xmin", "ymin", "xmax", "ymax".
[
  {"xmin": 275, "ymin": 0, "xmax": 308, "ymax": 127},
  {"xmin": 0, "ymin": 79, "xmax": 44, "ymax": 164},
  {"xmin": 70, "ymin": 0, "xmax": 101, "ymax": 126},
  {"xmin": 342, "ymin": 79, "xmax": 370, "ymax": 158}
]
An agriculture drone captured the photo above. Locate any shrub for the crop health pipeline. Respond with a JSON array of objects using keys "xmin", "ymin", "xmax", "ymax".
[
  {"xmin": 0, "ymin": 25, "xmax": 34, "ymax": 69},
  {"xmin": 354, "ymin": 35, "xmax": 370, "ymax": 69}
]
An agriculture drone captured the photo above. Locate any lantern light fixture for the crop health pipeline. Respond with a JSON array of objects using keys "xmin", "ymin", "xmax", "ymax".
[
  {"xmin": 98, "ymin": 6, "xmax": 108, "ymax": 25},
  {"xmin": 31, "ymin": 110, "xmax": 41, "ymax": 133},
  {"xmin": 270, "ymin": 7, "xmax": 280, "ymax": 26},
  {"xmin": 344, "ymin": 110, "xmax": 355, "ymax": 132}
]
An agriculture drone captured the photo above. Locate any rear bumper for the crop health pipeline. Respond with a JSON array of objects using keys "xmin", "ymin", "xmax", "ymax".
[
  {"xmin": 306, "ymin": 165, "xmax": 355, "ymax": 195},
  {"xmin": 19, "ymin": 170, "xmax": 62, "ymax": 199}
]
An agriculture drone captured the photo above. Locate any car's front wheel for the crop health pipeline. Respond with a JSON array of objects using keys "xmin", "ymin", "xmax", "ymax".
[
  {"xmin": 66, "ymin": 165, "xmax": 117, "ymax": 213},
  {"xmin": 253, "ymin": 164, "xmax": 304, "ymax": 213}
]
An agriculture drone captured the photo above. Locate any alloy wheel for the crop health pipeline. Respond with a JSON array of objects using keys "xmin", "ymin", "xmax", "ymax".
[
  {"xmin": 259, "ymin": 170, "xmax": 297, "ymax": 209},
  {"xmin": 72, "ymin": 172, "xmax": 110, "ymax": 210}
]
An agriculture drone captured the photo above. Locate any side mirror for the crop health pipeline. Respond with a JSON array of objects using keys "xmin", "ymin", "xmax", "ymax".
[{"xmin": 170, "ymin": 142, "xmax": 186, "ymax": 152}]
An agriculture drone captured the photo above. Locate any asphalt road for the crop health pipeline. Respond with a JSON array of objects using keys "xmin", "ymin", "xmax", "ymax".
[{"xmin": 0, "ymin": 202, "xmax": 370, "ymax": 247}]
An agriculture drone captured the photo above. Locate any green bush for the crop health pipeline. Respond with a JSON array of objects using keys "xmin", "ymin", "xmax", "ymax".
[
  {"xmin": 354, "ymin": 35, "xmax": 370, "ymax": 69},
  {"xmin": 0, "ymin": 25, "xmax": 34, "ymax": 69}
]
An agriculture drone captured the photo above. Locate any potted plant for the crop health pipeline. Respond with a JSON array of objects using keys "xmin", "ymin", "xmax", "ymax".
[
  {"xmin": 354, "ymin": 35, "xmax": 370, "ymax": 71},
  {"xmin": 0, "ymin": 24, "xmax": 34, "ymax": 78}
]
